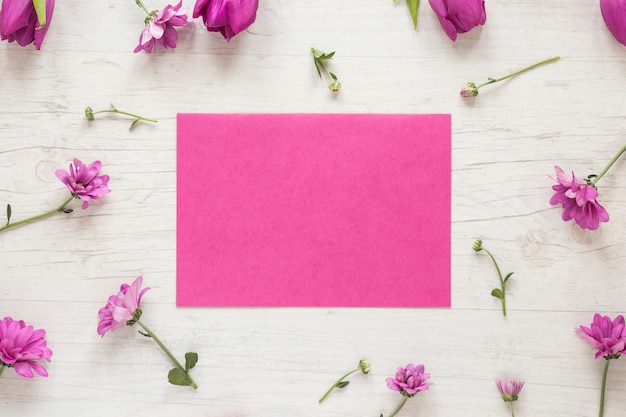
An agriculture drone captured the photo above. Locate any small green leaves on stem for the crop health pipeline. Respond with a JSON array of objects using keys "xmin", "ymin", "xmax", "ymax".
[
  {"xmin": 85, "ymin": 104, "xmax": 158, "ymax": 130},
  {"xmin": 185, "ymin": 352, "xmax": 198, "ymax": 371},
  {"xmin": 167, "ymin": 352, "xmax": 198, "ymax": 387},
  {"xmin": 6, "ymin": 204, "xmax": 11, "ymax": 225},
  {"xmin": 473, "ymin": 239, "xmax": 513, "ymax": 317},
  {"xmin": 311, "ymin": 47, "xmax": 341, "ymax": 93},
  {"xmin": 392, "ymin": 0, "xmax": 420, "ymax": 29},
  {"xmin": 319, "ymin": 359, "xmax": 370, "ymax": 403}
]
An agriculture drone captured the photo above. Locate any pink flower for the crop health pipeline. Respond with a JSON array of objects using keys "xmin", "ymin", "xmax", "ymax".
[
  {"xmin": 579, "ymin": 313, "xmax": 626, "ymax": 359},
  {"xmin": 496, "ymin": 379, "xmax": 524, "ymax": 402},
  {"xmin": 549, "ymin": 166, "xmax": 609, "ymax": 230},
  {"xmin": 55, "ymin": 159, "xmax": 111, "ymax": 209},
  {"xmin": 428, "ymin": 0, "xmax": 486, "ymax": 41},
  {"xmin": 386, "ymin": 363, "xmax": 431, "ymax": 396},
  {"xmin": 97, "ymin": 276, "xmax": 150, "ymax": 337},
  {"xmin": 0, "ymin": 317, "xmax": 52, "ymax": 378},
  {"xmin": 193, "ymin": 0, "xmax": 258, "ymax": 41},
  {"xmin": 0, "ymin": 0, "xmax": 54, "ymax": 50},
  {"xmin": 134, "ymin": 1, "xmax": 190, "ymax": 53},
  {"xmin": 600, "ymin": 0, "xmax": 626, "ymax": 47}
]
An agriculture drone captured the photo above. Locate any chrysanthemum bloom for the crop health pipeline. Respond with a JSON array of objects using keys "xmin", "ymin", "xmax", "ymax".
[
  {"xmin": 549, "ymin": 166, "xmax": 609, "ymax": 230},
  {"xmin": 0, "ymin": 0, "xmax": 54, "ymax": 49},
  {"xmin": 428, "ymin": 0, "xmax": 486, "ymax": 41},
  {"xmin": 193, "ymin": 0, "xmax": 258, "ymax": 41},
  {"xmin": 55, "ymin": 159, "xmax": 111, "ymax": 209},
  {"xmin": 134, "ymin": 1, "xmax": 190, "ymax": 53},
  {"xmin": 97, "ymin": 276, "xmax": 150, "ymax": 336},
  {"xmin": 496, "ymin": 379, "xmax": 524, "ymax": 402},
  {"xmin": 579, "ymin": 313, "xmax": 626, "ymax": 359},
  {"xmin": 386, "ymin": 363, "xmax": 431, "ymax": 396},
  {"xmin": 600, "ymin": 0, "xmax": 626, "ymax": 47},
  {"xmin": 0, "ymin": 317, "xmax": 52, "ymax": 378}
]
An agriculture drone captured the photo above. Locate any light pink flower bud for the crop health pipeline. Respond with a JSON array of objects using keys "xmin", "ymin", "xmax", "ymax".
[
  {"xmin": 600, "ymin": 0, "xmax": 626, "ymax": 47},
  {"xmin": 428, "ymin": 0, "xmax": 486, "ymax": 41}
]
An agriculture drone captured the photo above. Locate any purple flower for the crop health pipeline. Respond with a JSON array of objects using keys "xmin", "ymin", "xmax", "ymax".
[
  {"xmin": 600, "ymin": 0, "xmax": 626, "ymax": 47},
  {"xmin": 579, "ymin": 313, "xmax": 626, "ymax": 359},
  {"xmin": 0, "ymin": 0, "xmax": 54, "ymax": 49},
  {"xmin": 134, "ymin": 1, "xmax": 190, "ymax": 53},
  {"xmin": 0, "ymin": 317, "xmax": 52, "ymax": 378},
  {"xmin": 496, "ymin": 379, "xmax": 524, "ymax": 402},
  {"xmin": 428, "ymin": 0, "xmax": 486, "ymax": 41},
  {"xmin": 193, "ymin": 0, "xmax": 258, "ymax": 41},
  {"xmin": 549, "ymin": 166, "xmax": 609, "ymax": 230},
  {"xmin": 55, "ymin": 159, "xmax": 111, "ymax": 209},
  {"xmin": 97, "ymin": 276, "xmax": 150, "ymax": 336},
  {"xmin": 386, "ymin": 363, "xmax": 431, "ymax": 397}
]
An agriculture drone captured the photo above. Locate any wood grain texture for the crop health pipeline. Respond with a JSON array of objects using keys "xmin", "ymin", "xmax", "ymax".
[{"xmin": 2, "ymin": 0, "xmax": 626, "ymax": 416}]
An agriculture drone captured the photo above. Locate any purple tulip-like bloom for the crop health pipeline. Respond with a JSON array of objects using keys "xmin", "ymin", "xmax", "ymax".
[
  {"xmin": 97, "ymin": 276, "xmax": 150, "ymax": 336},
  {"xmin": 0, "ymin": 317, "xmax": 52, "ymax": 378},
  {"xmin": 600, "ymin": 0, "xmax": 626, "ymax": 46},
  {"xmin": 549, "ymin": 166, "xmax": 609, "ymax": 230},
  {"xmin": 386, "ymin": 363, "xmax": 431, "ymax": 397},
  {"xmin": 0, "ymin": 0, "xmax": 54, "ymax": 49},
  {"xmin": 496, "ymin": 379, "xmax": 524, "ymax": 402},
  {"xmin": 193, "ymin": 0, "xmax": 258, "ymax": 41},
  {"xmin": 428, "ymin": 0, "xmax": 486, "ymax": 41},
  {"xmin": 579, "ymin": 313, "xmax": 626, "ymax": 359},
  {"xmin": 55, "ymin": 159, "xmax": 111, "ymax": 209},
  {"xmin": 134, "ymin": 1, "xmax": 190, "ymax": 53}
]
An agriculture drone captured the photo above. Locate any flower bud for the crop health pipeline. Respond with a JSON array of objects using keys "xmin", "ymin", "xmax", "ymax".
[
  {"xmin": 359, "ymin": 359, "xmax": 371, "ymax": 374},
  {"xmin": 472, "ymin": 239, "xmax": 482, "ymax": 251},
  {"xmin": 460, "ymin": 82, "xmax": 478, "ymax": 98},
  {"xmin": 85, "ymin": 107, "xmax": 94, "ymax": 121},
  {"xmin": 328, "ymin": 81, "xmax": 341, "ymax": 92}
]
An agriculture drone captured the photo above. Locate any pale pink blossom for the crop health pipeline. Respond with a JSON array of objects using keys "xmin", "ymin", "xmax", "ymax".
[
  {"xmin": 55, "ymin": 159, "xmax": 110, "ymax": 209},
  {"xmin": 0, "ymin": 317, "xmax": 52, "ymax": 378},
  {"xmin": 579, "ymin": 313, "xmax": 626, "ymax": 359},
  {"xmin": 97, "ymin": 276, "xmax": 150, "ymax": 336},
  {"xmin": 134, "ymin": 1, "xmax": 190, "ymax": 53},
  {"xmin": 386, "ymin": 363, "xmax": 430, "ymax": 396},
  {"xmin": 496, "ymin": 379, "xmax": 524, "ymax": 402},
  {"xmin": 549, "ymin": 166, "xmax": 609, "ymax": 230}
]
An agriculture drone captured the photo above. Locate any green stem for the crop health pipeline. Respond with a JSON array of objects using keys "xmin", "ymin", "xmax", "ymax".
[
  {"xmin": 135, "ymin": 0, "xmax": 151, "ymax": 15},
  {"xmin": 387, "ymin": 396, "xmax": 409, "ymax": 417},
  {"xmin": 0, "ymin": 364, "xmax": 5, "ymax": 377},
  {"xmin": 590, "ymin": 144, "xmax": 626, "ymax": 186},
  {"xmin": 319, "ymin": 367, "xmax": 359, "ymax": 403},
  {"xmin": 476, "ymin": 56, "xmax": 561, "ymax": 90},
  {"xmin": 510, "ymin": 401, "xmax": 516, "ymax": 417},
  {"xmin": 0, "ymin": 195, "xmax": 74, "ymax": 233},
  {"xmin": 598, "ymin": 359, "xmax": 611, "ymax": 417},
  {"xmin": 136, "ymin": 320, "xmax": 198, "ymax": 389},
  {"xmin": 93, "ymin": 108, "xmax": 157, "ymax": 124},
  {"xmin": 482, "ymin": 248, "xmax": 507, "ymax": 316}
]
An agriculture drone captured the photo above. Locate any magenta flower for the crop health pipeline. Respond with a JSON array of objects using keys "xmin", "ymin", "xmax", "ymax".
[
  {"xmin": 97, "ymin": 276, "xmax": 150, "ymax": 336},
  {"xmin": 428, "ymin": 0, "xmax": 486, "ymax": 41},
  {"xmin": 549, "ymin": 166, "xmax": 609, "ymax": 230},
  {"xmin": 0, "ymin": 0, "xmax": 54, "ymax": 49},
  {"xmin": 193, "ymin": 0, "xmax": 258, "ymax": 41},
  {"xmin": 134, "ymin": 1, "xmax": 190, "ymax": 53},
  {"xmin": 579, "ymin": 313, "xmax": 626, "ymax": 359},
  {"xmin": 0, "ymin": 317, "xmax": 52, "ymax": 378},
  {"xmin": 600, "ymin": 0, "xmax": 626, "ymax": 47},
  {"xmin": 55, "ymin": 159, "xmax": 111, "ymax": 209},
  {"xmin": 386, "ymin": 363, "xmax": 430, "ymax": 396},
  {"xmin": 496, "ymin": 379, "xmax": 524, "ymax": 402}
]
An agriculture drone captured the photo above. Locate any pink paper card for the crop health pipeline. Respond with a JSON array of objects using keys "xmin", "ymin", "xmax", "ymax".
[{"xmin": 177, "ymin": 114, "xmax": 451, "ymax": 307}]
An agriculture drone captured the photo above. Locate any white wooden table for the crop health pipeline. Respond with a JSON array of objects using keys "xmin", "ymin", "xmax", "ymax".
[{"xmin": 2, "ymin": 1, "xmax": 626, "ymax": 416}]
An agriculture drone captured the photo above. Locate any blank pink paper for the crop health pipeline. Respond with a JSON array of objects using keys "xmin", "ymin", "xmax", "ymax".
[{"xmin": 177, "ymin": 114, "xmax": 451, "ymax": 307}]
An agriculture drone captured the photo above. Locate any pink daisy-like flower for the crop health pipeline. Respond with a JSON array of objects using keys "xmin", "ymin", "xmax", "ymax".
[
  {"xmin": 55, "ymin": 159, "xmax": 110, "ymax": 209},
  {"xmin": 496, "ymin": 379, "xmax": 524, "ymax": 402},
  {"xmin": 549, "ymin": 166, "xmax": 609, "ymax": 230},
  {"xmin": 579, "ymin": 313, "xmax": 626, "ymax": 359},
  {"xmin": 134, "ymin": 1, "xmax": 190, "ymax": 53},
  {"xmin": 386, "ymin": 363, "xmax": 431, "ymax": 396},
  {"xmin": 97, "ymin": 276, "xmax": 150, "ymax": 336},
  {"xmin": 0, "ymin": 317, "xmax": 52, "ymax": 378}
]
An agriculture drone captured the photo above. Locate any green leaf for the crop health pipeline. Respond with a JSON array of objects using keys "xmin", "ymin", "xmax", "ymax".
[
  {"xmin": 407, "ymin": 0, "xmax": 419, "ymax": 29},
  {"xmin": 328, "ymin": 72, "xmax": 337, "ymax": 81},
  {"xmin": 313, "ymin": 59, "xmax": 322, "ymax": 78},
  {"xmin": 491, "ymin": 288, "xmax": 504, "ymax": 300},
  {"xmin": 129, "ymin": 119, "xmax": 140, "ymax": 130},
  {"xmin": 311, "ymin": 47, "xmax": 335, "ymax": 60},
  {"xmin": 185, "ymin": 352, "xmax": 198, "ymax": 371},
  {"xmin": 168, "ymin": 368, "xmax": 192, "ymax": 386},
  {"xmin": 32, "ymin": 0, "xmax": 47, "ymax": 28},
  {"xmin": 503, "ymin": 272, "xmax": 514, "ymax": 283},
  {"xmin": 336, "ymin": 381, "xmax": 350, "ymax": 388},
  {"xmin": 62, "ymin": 208, "xmax": 73, "ymax": 214},
  {"xmin": 6, "ymin": 204, "xmax": 11, "ymax": 223}
]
